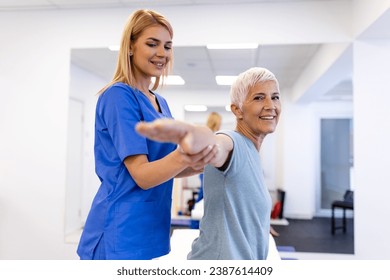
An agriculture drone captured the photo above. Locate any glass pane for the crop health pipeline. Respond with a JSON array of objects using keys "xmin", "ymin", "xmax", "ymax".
[{"xmin": 320, "ymin": 119, "xmax": 352, "ymax": 209}]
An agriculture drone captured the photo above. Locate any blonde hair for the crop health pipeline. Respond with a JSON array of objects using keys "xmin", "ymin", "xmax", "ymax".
[
  {"xmin": 99, "ymin": 9, "xmax": 173, "ymax": 94},
  {"xmin": 230, "ymin": 67, "xmax": 279, "ymax": 109},
  {"xmin": 206, "ymin": 112, "xmax": 222, "ymax": 132}
]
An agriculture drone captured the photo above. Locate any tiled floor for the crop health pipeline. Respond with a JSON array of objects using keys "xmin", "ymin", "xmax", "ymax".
[
  {"xmin": 272, "ymin": 217, "xmax": 354, "ymax": 259},
  {"xmin": 69, "ymin": 217, "xmax": 356, "ymax": 260},
  {"xmin": 278, "ymin": 251, "xmax": 356, "ymax": 260}
]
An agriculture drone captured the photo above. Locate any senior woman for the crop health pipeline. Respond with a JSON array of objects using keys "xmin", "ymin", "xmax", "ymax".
[{"xmin": 136, "ymin": 67, "xmax": 281, "ymax": 260}]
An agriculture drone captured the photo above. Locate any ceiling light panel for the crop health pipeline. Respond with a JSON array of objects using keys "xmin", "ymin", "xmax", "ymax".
[
  {"xmin": 206, "ymin": 43, "xmax": 258, "ymax": 49},
  {"xmin": 215, "ymin": 75, "xmax": 237, "ymax": 86},
  {"xmin": 184, "ymin": 105, "xmax": 208, "ymax": 112}
]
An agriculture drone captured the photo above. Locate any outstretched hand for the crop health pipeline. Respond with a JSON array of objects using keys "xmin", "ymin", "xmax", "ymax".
[
  {"xmin": 136, "ymin": 119, "xmax": 216, "ymax": 155},
  {"xmin": 136, "ymin": 119, "xmax": 189, "ymax": 143}
]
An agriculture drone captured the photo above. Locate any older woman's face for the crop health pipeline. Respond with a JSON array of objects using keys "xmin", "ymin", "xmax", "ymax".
[{"xmin": 240, "ymin": 80, "xmax": 281, "ymax": 136}]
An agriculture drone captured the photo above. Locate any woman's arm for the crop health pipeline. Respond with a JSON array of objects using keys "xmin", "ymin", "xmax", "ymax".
[
  {"xmin": 136, "ymin": 119, "xmax": 233, "ymax": 170},
  {"xmin": 136, "ymin": 119, "xmax": 215, "ymax": 154},
  {"xmin": 124, "ymin": 145, "xmax": 215, "ymax": 189}
]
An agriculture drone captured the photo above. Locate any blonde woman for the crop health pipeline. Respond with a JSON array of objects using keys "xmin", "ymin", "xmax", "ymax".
[{"xmin": 77, "ymin": 9, "xmax": 216, "ymax": 260}]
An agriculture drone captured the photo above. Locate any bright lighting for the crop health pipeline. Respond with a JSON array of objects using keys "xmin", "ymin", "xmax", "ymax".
[
  {"xmin": 215, "ymin": 75, "xmax": 237, "ymax": 86},
  {"xmin": 225, "ymin": 105, "xmax": 231, "ymax": 111},
  {"xmin": 165, "ymin": 75, "xmax": 185, "ymax": 85},
  {"xmin": 184, "ymin": 105, "xmax": 208, "ymax": 112},
  {"xmin": 206, "ymin": 43, "xmax": 258, "ymax": 49},
  {"xmin": 151, "ymin": 75, "xmax": 185, "ymax": 85},
  {"xmin": 108, "ymin": 45, "xmax": 120, "ymax": 51}
]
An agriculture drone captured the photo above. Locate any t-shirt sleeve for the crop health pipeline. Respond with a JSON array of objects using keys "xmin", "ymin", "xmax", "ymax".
[{"xmin": 215, "ymin": 130, "xmax": 238, "ymax": 175}]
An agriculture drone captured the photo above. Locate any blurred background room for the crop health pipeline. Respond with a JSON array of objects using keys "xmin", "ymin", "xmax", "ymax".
[{"xmin": 0, "ymin": 0, "xmax": 389, "ymax": 260}]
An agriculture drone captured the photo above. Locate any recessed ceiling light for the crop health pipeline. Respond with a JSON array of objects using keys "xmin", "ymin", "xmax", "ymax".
[
  {"xmin": 165, "ymin": 75, "xmax": 185, "ymax": 85},
  {"xmin": 108, "ymin": 45, "xmax": 119, "ymax": 51},
  {"xmin": 184, "ymin": 105, "xmax": 208, "ymax": 112},
  {"xmin": 151, "ymin": 75, "xmax": 185, "ymax": 85},
  {"xmin": 206, "ymin": 43, "xmax": 258, "ymax": 49},
  {"xmin": 215, "ymin": 75, "xmax": 237, "ymax": 86}
]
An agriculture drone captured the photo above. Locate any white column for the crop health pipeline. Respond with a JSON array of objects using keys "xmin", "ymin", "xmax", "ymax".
[{"xmin": 353, "ymin": 40, "xmax": 390, "ymax": 259}]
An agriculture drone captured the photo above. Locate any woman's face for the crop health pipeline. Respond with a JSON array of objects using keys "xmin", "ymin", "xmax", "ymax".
[
  {"xmin": 238, "ymin": 80, "xmax": 281, "ymax": 136},
  {"xmin": 131, "ymin": 25, "xmax": 172, "ymax": 80}
]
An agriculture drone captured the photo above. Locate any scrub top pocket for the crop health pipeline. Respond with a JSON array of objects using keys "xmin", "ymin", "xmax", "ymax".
[{"xmin": 114, "ymin": 200, "xmax": 167, "ymax": 253}]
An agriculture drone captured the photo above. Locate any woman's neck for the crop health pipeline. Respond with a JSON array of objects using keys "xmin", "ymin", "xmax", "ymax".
[{"xmin": 235, "ymin": 124, "xmax": 265, "ymax": 151}]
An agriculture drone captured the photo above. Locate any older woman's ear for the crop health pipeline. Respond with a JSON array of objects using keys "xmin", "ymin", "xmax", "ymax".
[{"xmin": 231, "ymin": 104, "xmax": 243, "ymax": 119}]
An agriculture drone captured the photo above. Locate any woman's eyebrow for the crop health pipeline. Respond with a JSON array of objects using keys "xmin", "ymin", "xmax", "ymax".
[{"xmin": 147, "ymin": 37, "xmax": 172, "ymax": 44}]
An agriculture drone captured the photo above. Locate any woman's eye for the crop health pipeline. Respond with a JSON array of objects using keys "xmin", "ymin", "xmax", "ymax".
[
  {"xmin": 272, "ymin": 96, "xmax": 280, "ymax": 100},
  {"xmin": 147, "ymin": 43, "xmax": 157, "ymax": 47},
  {"xmin": 164, "ymin": 46, "xmax": 172, "ymax": 50}
]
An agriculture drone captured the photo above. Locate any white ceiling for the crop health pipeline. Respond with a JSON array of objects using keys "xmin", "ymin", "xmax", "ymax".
[
  {"xmin": 0, "ymin": 0, "xmax": 337, "ymax": 11},
  {"xmin": 71, "ymin": 44, "xmax": 321, "ymax": 92},
  {"xmin": 2, "ymin": 0, "xmax": 352, "ymax": 101}
]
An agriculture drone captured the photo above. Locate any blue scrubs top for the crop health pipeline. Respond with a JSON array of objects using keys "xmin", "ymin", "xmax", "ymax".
[{"xmin": 77, "ymin": 82, "xmax": 176, "ymax": 260}]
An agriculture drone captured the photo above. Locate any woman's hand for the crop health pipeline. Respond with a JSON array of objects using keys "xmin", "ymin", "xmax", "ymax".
[
  {"xmin": 174, "ymin": 144, "xmax": 218, "ymax": 177},
  {"xmin": 179, "ymin": 144, "xmax": 218, "ymax": 169},
  {"xmin": 136, "ymin": 119, "xmax": 216, "ymax": 155}
]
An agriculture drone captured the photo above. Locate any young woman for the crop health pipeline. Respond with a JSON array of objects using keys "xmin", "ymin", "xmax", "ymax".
[
  {"xmin": 77, "ymin": 9, "xmax": 216, "ymax": 260},
  {"xmin": 136, "ymin": 67, "xmax": 282, "ymax": 259}
]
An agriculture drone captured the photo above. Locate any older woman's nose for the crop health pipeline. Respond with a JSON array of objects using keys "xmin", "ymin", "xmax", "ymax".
[{"xmin": 264, "ymin": 98, "xmax": 276, "ymax": 110}]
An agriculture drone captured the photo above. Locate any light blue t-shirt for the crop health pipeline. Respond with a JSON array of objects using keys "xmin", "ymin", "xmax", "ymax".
[{"xmin": 188, "ymin": 130, "xmax": 272, "ymax": 260}]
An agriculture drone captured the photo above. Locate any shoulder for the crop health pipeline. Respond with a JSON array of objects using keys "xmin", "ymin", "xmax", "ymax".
[
  {"xmin": 216, "ymin": 130, "xmax": 242, "ymax": 144},
  {"xmin": 102, "ymin": 82, "xmax": 137, "ymax": 97},
  {"xmin": 97, "ymin": 83, "xmax": 144, "ymax": 117},
  {"xmin": 99, "ymin": 83, "xmax": 141, "ymax": 104}
]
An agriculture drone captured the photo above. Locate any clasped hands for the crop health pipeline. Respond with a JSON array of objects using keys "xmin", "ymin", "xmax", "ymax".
[{"xmin": 136, "ymin": 119, "xmax": 218, "ymax": 170}]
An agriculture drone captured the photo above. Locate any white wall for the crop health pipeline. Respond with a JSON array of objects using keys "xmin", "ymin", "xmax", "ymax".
[
  {"xmin": 0, "ymin": 1, "xmax": 389, "ymax": 259},
  {"xmin": 68, "ymin": 64, "xmax": 105, "ymax": 224},
  {"xmin": 353, "ymin": 39, "xmax": 390, "ymax": 259}
]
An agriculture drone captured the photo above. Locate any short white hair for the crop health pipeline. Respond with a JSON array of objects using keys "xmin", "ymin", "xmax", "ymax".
[{"xmin": 230, "ymin": 67, "xmax": 279, "ymax": 109}]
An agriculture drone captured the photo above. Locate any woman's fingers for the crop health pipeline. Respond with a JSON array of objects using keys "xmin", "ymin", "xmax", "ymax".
[{"xmin": 182, "ymin": 144, "xmax": 217, "ymax": 168}]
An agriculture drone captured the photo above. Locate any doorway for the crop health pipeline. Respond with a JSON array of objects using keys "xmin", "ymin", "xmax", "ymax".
[
  {"xmin": 65, "ymin": 98, "xmax": 84, "ymax": 235},
  {"xmin": 320, "ymin": 118, "xmax": 353, "ymax": 212}
]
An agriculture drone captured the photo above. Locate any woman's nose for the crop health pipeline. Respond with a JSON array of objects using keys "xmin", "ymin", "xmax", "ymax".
[
  {"xmin": 157, "ymin": 46, "xmax": 167, "ymax": 57},
  {"xmin": 264, "ymin": 99, "xmax": 276, "ymax": 110}
]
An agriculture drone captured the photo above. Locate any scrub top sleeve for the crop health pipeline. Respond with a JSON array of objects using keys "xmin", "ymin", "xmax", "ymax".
[{"xmin": 100, "ymin": 86, "xmax": 148, "ymax": 161}]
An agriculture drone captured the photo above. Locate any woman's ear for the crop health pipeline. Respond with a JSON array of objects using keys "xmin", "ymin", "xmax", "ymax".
[
  {"xmin": 231, "ymin": 104, "xmax": 243, "ymax": 119},
  {"xmin": 129, "ymin": 44, "xmax": 134, "ymax": 56}
]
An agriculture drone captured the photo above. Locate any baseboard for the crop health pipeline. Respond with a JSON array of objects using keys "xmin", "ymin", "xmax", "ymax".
[
  {"xmin": 271, "ymin": 218, "xmax": 289, "ymax": 226},
  {"xmin": 284, "ymin": 213, "xmax": 314, "ymax": 220}
]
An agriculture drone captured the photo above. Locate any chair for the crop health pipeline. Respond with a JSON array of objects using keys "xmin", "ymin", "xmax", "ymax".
[
  {"xmin": 331, "ymin": 190, "xmax": 354, "ymax": 234},
  {"xmin": 271, "ymin": 189, "xmax": 286, "ymax": 219}
]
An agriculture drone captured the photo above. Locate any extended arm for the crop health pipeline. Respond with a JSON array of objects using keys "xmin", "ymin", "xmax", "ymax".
[
  {"xmin": 136, "ymin": 119, "xmax": 233, "ymax": 169},
  {"xmin": 124, "ymin": 146, "xmax": 214, "ymax": 189},
  {"xmin": 122, "ymin": 119, "xmax": 219, "ymax": 190},
  {"xmin": 136, "ymin": 119, "xmax": 215, "ymax": 154}
]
